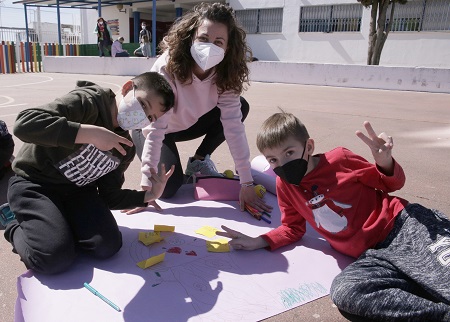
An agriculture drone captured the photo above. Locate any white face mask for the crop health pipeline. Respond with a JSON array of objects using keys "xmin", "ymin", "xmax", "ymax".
[
  {"xmin": 190, "ymin": 42, "xmax": 225, "ymax": 72},
  {"xmin": 117, "ymin": 89, "xmax": 151, "ymax": 130}
]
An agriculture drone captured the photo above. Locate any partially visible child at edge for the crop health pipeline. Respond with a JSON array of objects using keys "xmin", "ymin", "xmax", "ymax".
[
  {"xmin": 130, "ymin": 3, "xmax": 272, "ymax": 215},
  {"xmin": 0, "ymin": 120, "xmax": 14, "ymax": 179},
  {"xmin": 217, "ymin": 112, "xmax": 450, "ymax": 321},
  {"xmin": 2, "ymin": 72, "xmax": 175, "ymax": 275}
]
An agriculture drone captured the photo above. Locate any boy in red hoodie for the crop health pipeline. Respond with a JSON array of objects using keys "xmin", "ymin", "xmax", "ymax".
[{"xmin": 217, "ymin": 112, "xmax": 450, "ymax": 321}]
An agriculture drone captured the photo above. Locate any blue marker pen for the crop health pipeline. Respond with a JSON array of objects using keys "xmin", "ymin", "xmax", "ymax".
[
  {"xmin": 84, "ymin": 282, "xmax": 121, "ymax": 312},
  {"xmin": 260, "ymin": 215, "xmax": 271, "ymax": 224},
  {"xmin": 262, "ymin": 211, "xmax": 272, "ymax": 218}
]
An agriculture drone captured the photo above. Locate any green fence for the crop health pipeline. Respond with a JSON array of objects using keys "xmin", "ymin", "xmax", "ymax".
[{"xmin": 77, "ymin": 43, "xmax": 139, "ymax": 57}]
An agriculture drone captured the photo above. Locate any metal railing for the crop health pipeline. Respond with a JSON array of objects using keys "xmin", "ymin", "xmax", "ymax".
[
  {"xmin": 0, "ymin": 27, "xmax": 81, "ymax": 44},
  {"xmin": 299, "ymin": 4, "xmax": 362, "ymax": 33},
  {"xmin": 388, "ymin": 0, "xmax": 450, "ymax": 32},
  {"xmin": 235, "ymin": 8, "xmax": 283, "ymax": 34}
]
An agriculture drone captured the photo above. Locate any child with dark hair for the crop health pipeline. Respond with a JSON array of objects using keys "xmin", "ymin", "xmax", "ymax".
[
  {"xmin": 3, "ymin": 72, "xmax": 175, "ymax": 275},
  {"xmin": 217, "ymin": 112, "xmax": 450, "ymax": 321}
]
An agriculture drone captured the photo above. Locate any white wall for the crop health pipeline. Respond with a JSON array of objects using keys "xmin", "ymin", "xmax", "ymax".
[
  {"xmin": 42, "ymin": 56, "xmax": 450, "ymax": 94},
  {"xmin": 229, "ymin": 0, "xmax": 450, "ymax": 68}
]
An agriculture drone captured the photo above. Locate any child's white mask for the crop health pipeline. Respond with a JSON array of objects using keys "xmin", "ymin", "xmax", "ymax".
[
  {"xmin": 117, "ymin": 89, "xmax": 151, "ymax": 130},
  {"xmin": 190, "ymin": 42, "xmax": 225, "ymax": 71}
]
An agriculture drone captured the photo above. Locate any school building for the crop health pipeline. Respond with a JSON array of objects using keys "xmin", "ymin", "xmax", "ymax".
[
  {"xmin": 83, "ymin": 0, "xmax": 450, "ymax": 68},
  {"xmin": 3, "ymin": 0, "xmax": 449, "ymax": 93}
]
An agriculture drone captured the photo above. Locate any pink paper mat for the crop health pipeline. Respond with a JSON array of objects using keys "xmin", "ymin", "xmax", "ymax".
[{"xmin": 15, "ymin": 184, "xmax": 352, "ymax": 322}]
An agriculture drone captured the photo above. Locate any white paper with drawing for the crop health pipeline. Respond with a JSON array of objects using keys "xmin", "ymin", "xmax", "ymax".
[{"xmin": 15, "ymin": 157, "xmax": 353, "ymax": 322}]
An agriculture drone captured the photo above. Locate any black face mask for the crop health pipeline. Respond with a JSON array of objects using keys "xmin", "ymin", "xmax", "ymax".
[{"xmin": 273, "ymin": 143, "xmax": 308, "ymax": 186}]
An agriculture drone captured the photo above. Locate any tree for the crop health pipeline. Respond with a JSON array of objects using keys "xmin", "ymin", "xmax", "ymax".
[{"xmin": 358, "ymin": 0, "xmax": 408, "ymax": 65}]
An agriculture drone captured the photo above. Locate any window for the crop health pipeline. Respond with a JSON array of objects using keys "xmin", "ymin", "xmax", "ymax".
[
  {"xmin": 235, "ymin": 8, "xmax": 283, "ymax": 34},
  {"xmin": 299, "ymin": 4, "xmax": 362, "ymax": 33},
  {"xmin": 388, "ymin": 0, "xmax": 450, "ymax": 32}
]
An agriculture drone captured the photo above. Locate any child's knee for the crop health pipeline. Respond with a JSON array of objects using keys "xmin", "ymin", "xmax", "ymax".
[
  {"xmin": 26, "ymin": 246, "xmax": 77, "ymax": 275},
  {"xmin": 330, "ymin": 273, "xmax": 360, "ymax": 309},
  {"xmin": 90, "ymin": 232, "xmax": 122, "ymax": 259},
  {"xmin": 161, "ymin": 174, "xmax": 183, "ymax": 198}
]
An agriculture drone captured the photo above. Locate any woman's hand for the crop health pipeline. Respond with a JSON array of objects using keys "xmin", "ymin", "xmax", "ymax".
[
  {"xmin": 216, "ymin": 225, "xmax": 268, "ymax": 250},
  {"xmin": 239, "ymin": 184, "xmax": 273, "ymax": 213}
]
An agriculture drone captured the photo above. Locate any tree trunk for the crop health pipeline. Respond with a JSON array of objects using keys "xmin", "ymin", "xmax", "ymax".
[
  {"xmin": 367, "ymin": 1, "xmax": 379, "ymax": 65},
  {"xmin": 370, "ymin": 0, "xmax": 396, "ymax": 65}
]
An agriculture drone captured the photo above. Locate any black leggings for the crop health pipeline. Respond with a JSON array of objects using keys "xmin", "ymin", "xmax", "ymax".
[
  {"xmin": 4, "ymin": 175, "xmax": 122, "ymax": 274},
  {"xmin": 132, "ymin": 97, "xmax": 250, "ymax": 198}
]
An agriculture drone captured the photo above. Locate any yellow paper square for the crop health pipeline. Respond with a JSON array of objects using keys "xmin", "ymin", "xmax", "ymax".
[
  {"xmin": 154, "ymin": 225, "xmax": 175, "ymax": 232},
  {"xmin": 137, "ymin": 252, "xmax": 166, "ymax": 269},
  {"xmin": 195, "ymin": 226, "xmax": 219, "ymax": 238},
  {"xmin": 206, "ymin": 238, "xmax": 230, "ymax": 252},
  {"xmin": 138, "ymin": 231, "xmax": 164, "ymax": 245}
]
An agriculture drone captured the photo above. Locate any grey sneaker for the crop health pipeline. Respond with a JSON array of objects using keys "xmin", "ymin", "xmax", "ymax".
[
  {"xmin": 0, "ymin": 203, "xmax": 15, "ymax": 227},
  {"xmin": 185, "ymin": 154, "xmax": 224, "ymax": 177}
]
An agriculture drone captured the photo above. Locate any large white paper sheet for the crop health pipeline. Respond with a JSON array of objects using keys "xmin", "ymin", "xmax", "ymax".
[{"xmin": 15, "ymin": 184, "xmax": 353, "ymax": 322}]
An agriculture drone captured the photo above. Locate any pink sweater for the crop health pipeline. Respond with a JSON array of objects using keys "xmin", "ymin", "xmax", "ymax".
[{"xmin": 140, "ymin": 52, "xmax": 253, "ymax": 188}]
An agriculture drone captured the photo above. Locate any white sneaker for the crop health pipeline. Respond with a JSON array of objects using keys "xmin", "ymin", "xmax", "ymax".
[{"xmin": 185, "ymin": 155, "xmax": 223, "ymax": 177}]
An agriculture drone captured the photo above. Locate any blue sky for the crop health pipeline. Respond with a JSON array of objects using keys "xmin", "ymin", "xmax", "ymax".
[{"xmin": 0, "ymin": 0, "xmax": 81, "ymax": 28}]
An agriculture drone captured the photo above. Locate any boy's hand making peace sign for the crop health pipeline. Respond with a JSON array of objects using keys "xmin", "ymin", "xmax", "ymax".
[{"xmin": 356, "ymin": 121, "xmax": 395, "ymax": 176}]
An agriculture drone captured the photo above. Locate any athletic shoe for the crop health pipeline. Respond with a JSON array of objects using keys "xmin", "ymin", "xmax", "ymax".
[
  {"xmin": 0, "ymin": 203, "xmax": 15, "ymax": 228},
  {"xmin": 185, "ymin": 154, "xmax": 223, "ymax": 177}
]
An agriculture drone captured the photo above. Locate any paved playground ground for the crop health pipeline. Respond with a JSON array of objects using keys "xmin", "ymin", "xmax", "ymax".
[{"xmin": 1, "ymin": 73, "xmax": 449, "ymax": 322}]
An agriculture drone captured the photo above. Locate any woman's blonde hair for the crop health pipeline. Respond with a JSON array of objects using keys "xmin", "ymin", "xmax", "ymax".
[{"xmin": 159, "ymin": 2, "xmax": 252, "ymax": 94}]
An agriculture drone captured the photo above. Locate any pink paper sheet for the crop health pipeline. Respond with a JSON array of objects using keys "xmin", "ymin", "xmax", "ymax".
[{"xmin": 15, "ymin": 183, "xmax": 352, "ymax": 322}]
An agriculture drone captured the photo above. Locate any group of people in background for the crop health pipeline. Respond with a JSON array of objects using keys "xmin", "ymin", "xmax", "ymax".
[{"xmin": 94, "ymin": 18, "xmax": 151, "ymax": 58}]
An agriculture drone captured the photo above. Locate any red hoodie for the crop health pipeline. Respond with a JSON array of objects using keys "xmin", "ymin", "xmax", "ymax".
[{"xmin": 261, "ymin": 147, "xmax": 408, "ymax": 258}]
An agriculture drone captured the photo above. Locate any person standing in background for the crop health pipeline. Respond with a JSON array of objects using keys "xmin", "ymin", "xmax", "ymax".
[
  {"xmin": 94, "ymin": 17, "xmax": 112, "ymax": 57},
  {"xmin": 134, "ymin": 22, "xmax": 151, "ymax": 58}
]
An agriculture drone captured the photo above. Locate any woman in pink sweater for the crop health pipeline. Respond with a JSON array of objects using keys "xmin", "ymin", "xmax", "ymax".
[{"xmin": 130, "ymin": 3, "xmax": 272, "ymax": 214}]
